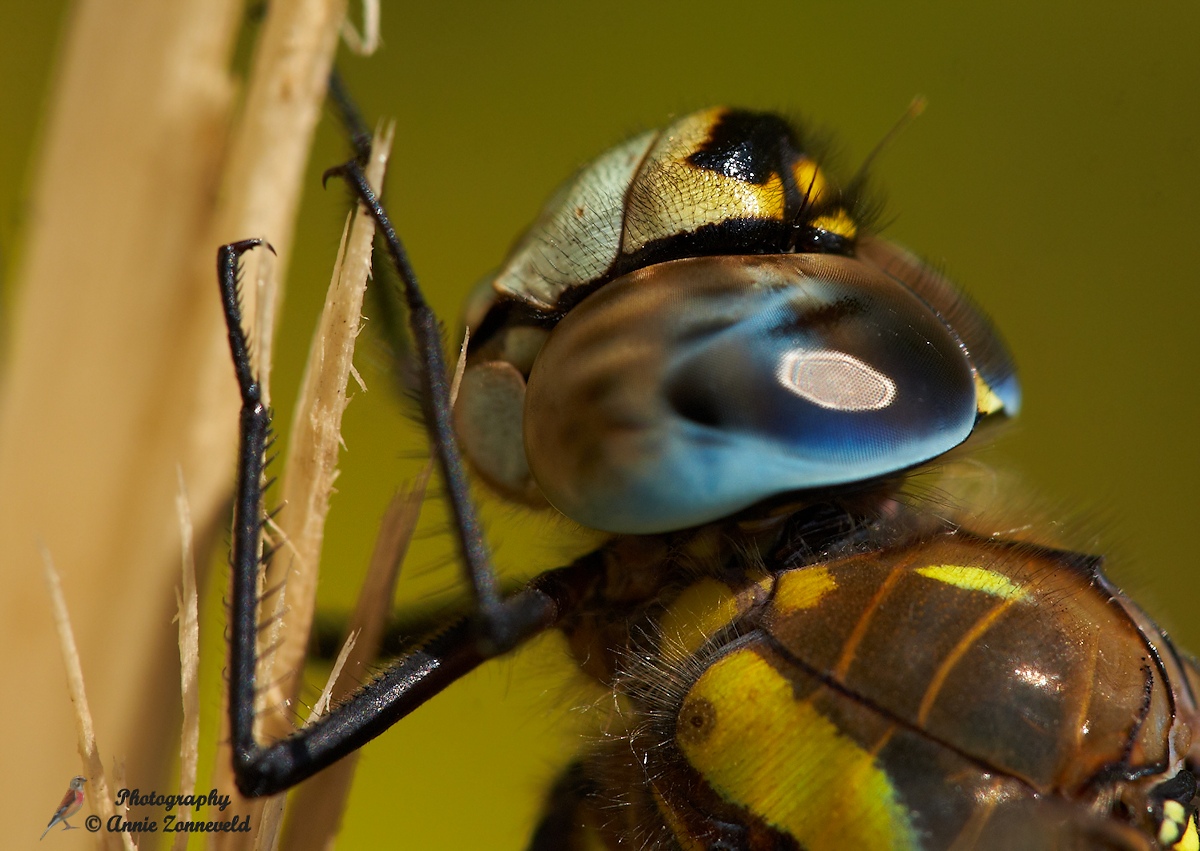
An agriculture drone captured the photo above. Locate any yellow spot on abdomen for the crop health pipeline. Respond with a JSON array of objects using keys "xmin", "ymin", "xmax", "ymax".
[
  {"xmin": 676, "ymin": 648, "xmax": 919, "ymax": 850},
  {"xmin": 916, "ymin": 564, "xmax": 1027, "ymax": 600}
]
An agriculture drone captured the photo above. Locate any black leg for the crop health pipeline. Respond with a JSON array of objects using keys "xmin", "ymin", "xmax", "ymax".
[
  {"xmin": 309, "ymin": 574, "xmax": 534, "ymax": 663},
  {"xmin": 217, "ymin": 239, "xmax": 275, "ymax": 767},
  {"xmin": 324, "ymin": 71, "xmax": 417, "ymax": 404},
  {"xmin": 322, "ymin": 159, "xmax": 541, "ymax": 652},
  {"xmin": 327, "ymin": 68, "xmax": 373, "ymax": 164},
  {"xmin": 217, "ymin": 240, "xmax": 602, "ymax": 797}
]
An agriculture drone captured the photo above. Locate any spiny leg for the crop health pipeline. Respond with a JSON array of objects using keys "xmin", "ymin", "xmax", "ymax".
[
  {"xmin": 323, "ymin": 159, "xmax": 545, "ymax": 652},
  {"xmin": 327, "ymin": 68, "xmax": 373, "ymax": 164},
  {"xmin": 317, "ymin": 80, "xmax": 570, "ymax": 649},
  {"xmin": 218, "ymin": 237, "xmax": 596, "ymax": 797},
  {"xmin": 218, "ymin": 238, "xmax": 275, "ymax": 766},
  {"xmin": 326, "ymin": 68, "xmax": 414, "ymax": 396}
]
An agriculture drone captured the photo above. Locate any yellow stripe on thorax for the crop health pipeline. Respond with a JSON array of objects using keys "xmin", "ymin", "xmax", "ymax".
[
  {"xmin": 773, "ymin": 566, "xmax": 836, "ymax": 613},
  {"xmin": 676, "ymin": 648, "xmax": 919, "ymax": 850},
  {"xmin": 660, "ymin": 579, "xmax": 741, "ymax": 658},
  {"xmin": 915, "ymin": 564, "xmax": 1027, "ymax": 600}
]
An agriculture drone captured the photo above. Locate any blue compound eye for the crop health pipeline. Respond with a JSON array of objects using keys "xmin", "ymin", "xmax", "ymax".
[{"xmin": 523, "ymin": 254, "xmax": 982, "ymax": 533}]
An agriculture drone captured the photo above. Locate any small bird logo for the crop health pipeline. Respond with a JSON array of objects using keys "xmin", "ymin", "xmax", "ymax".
[{"xmin": 40, "ymin": 776, "xmax": 86, "ymax": 840}]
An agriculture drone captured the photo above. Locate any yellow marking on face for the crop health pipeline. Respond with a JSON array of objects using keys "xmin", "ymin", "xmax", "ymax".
[
  {"xmin": 915, "ymin": 564, "xmax": 1027, "ymax": 601},
  {"xmin": 622, "ymin": 110, "xmax": 789, "ymax": 254},
  {"xmin": 773, "ymin": 566, "xmax": 836, "ymax": 614},
  {"xmin": 809, "ymin": 209, "xmax": 858, "ymax": 241},
  {"xmin": 974, "ymin": 373, "xmax": 1007, "ymax": 417},
  {"xmin": 792, "ymin": 157, "xmax": 829, "ymax": 206},
  {"xmin": 677, "ymin": 649, "xmax": 919, "ymax": 850},
  {"xmin": 660, "ymin": 579, "xmax": 740, "ymax": 658}
]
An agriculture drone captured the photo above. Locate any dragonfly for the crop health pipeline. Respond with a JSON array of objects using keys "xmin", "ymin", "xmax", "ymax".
[{"xmin": 219, "ymin": 106, "xmax": 1200, "ymax": 849}]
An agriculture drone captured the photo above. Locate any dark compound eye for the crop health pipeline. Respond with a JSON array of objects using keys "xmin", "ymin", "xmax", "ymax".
[{"xmin": 522, "ymin": 253, "xmax": 995, "ymax": 533}]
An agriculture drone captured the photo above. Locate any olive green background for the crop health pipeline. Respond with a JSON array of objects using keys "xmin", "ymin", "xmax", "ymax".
[{"xmin": 4, "ymin": 2, "xmax": 1198, "ymax": 848}]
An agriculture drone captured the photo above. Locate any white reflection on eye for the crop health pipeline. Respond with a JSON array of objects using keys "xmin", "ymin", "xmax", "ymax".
[
  {"xmin": 1012, "ymin": 665, "xmax": 1062, "ymax": 693},
  {"xmin": 776, "ymin": 348, "xmax": 897, "ymax": 411}
]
